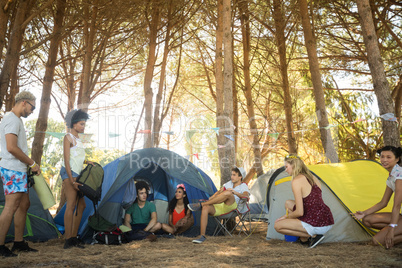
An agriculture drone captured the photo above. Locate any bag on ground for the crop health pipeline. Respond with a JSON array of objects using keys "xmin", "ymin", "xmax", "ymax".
[{"xmin": 93, "ymin": 228, "xmax": 127, "ymax": 245}]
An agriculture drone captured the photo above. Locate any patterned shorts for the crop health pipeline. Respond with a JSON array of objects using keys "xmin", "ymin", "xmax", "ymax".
[{"xmin": 0, "ymin": 167, "xmax": 28, "ymax": 195}]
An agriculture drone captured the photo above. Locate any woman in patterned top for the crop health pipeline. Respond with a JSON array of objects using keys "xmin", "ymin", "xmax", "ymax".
[
  {"xmin": 274, "ymin": 155, "xmax": 334, "ymax": 248},
  {"xmin": 353, "ymin": 146, "xmax": 402, "ymax": 249}
]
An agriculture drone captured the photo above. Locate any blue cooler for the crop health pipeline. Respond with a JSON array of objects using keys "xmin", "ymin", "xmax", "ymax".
[{"xmin": 285, "ymin": 235, "xmax": 298, "ymax": 242}]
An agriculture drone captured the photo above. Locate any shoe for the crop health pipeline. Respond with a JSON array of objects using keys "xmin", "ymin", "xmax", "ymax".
[
  {"xmin": 0, "ymin": 245, "xmax": 17, "ymax": 257},
  {"xmin": 188, "ymin": 203, "xmax": 202, "ymax": 212},
  {"xmin": 76, "ymin": 236, "xmax": 85, "ymax": 246},
  {"xmin": 309, "ymin": 235, "xmax": 325, "ymax": 248},
  {"xmin": 64, "ymin": 238, "xmax": 74, "ymax": 249},
  {"xmin": 145, "ymin": 234, "xmax": 157, "ymax": 242},
  {"xmin": 11, "ymin": 241, "xmax": 38, "ymax": 253},
  {"xmin": 71, "ymin": 237, "xmax": 85, "ymax": 248},
  {"xmin": 64, "ymin": 237, "xmax": 84, "ymax": 249},
  {"xmin": 297, "ymin": 237, "xmax": 310, "ymax": 246},
  {"xmin": 192, "ymin": 235, "xmax": 206, "ymax": 244}
]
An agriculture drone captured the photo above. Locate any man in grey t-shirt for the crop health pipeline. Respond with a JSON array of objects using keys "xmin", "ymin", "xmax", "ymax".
[{"xmin": 0, "ymin": 91, "xmax": 41, "ymax": 257}]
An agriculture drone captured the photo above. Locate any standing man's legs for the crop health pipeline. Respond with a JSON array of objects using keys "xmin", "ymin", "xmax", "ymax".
[
  {"xmin": 0, "ymin": 193, "xmax": 24, "ymax": 245},
  {"xmin": 13, "ymin": 193, "xmax": 30, "ymax": 242}
]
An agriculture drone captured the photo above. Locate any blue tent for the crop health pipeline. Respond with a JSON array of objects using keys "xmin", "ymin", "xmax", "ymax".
[{"xmin": 54, "ymin": 148, "xmax": 217, "ymax": 238}]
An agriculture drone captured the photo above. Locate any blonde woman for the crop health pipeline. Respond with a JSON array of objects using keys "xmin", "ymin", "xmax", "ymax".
[{"xmin": 274, "ymin": 155, "xmax": 334, "ymax": 248}]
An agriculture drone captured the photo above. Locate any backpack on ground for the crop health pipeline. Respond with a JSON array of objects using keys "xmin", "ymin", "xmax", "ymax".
[
  {"xmin": 88, "ymin": 213, "xmax": 117, "ymax": 232},
  {"xmin": 93, "ymin": 228, "xmax": 128, "ymax": 245},
  {"xmin": 88, "ymin": 212, "xmax": 128, "ymax": 245},
  {"xmin": 76, "ymin": 163, "xmax": 104, "ymax": 212}
]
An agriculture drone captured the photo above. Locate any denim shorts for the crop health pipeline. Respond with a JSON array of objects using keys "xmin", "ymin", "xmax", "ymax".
[
  {"xmin": 301, "ymin": 221, "xmax": 333, "ymax": 236},
  {"xmin": 0, "ymin": 167, "xmax": 28, "ymax": 195},
  {"xmin": 60, "ymin": 166, "xmax": 79, "ymax": 180}
]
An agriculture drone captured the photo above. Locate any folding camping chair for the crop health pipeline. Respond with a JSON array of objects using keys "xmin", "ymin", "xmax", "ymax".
[{"xmin": 213, "ymin": 197, "xmax": 251, "ymax": 236}]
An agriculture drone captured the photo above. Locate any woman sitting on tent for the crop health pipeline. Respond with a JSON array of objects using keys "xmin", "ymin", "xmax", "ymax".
[
  {"xmin": 274, "ymin": 155, "xmax": 334, "ymax": 248},
  {"xmin": 60, "ymin": 109, "xmax": 93, "ymax": 249},
  {"xmin": 353, "ymin": 146, "xmax": 402, "ymax": 249},
  {"xmin": 161, "ymin": 184, "xmax": 194, "ymax": 235}
]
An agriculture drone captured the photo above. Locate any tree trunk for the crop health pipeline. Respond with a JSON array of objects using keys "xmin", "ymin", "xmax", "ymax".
[
  {"xmin": 273, "ymin": 0, "xmax": 297, "ymax": 155},
  {"xmin": 0, "ymin": 0, "xmax": 15, "ymax": 61},
  {"xmin": 239, "ymin": 0, "xmax": 263, "ymax": 177},
  {"xmin": 299, "ymin": 0, "xmax": 338, "ymax": 163},
  {"xmin": 356, "ymin": 0, "xmax": 400, "ymax": 147},
  {"xmin": 221, "ymin": 0, "xmax": 235, "ymax": 184},
  {"xmin": 31, "ymin": 0, "xmax": 66, "ymax": 165},
  {"xmin": 0, "ymin": 0, "xmax": 35, "ymax": 110},
  {"xmin": 5, "ymin": 66, "xmax": 18, "ymax": 110},
  {"xmin": 78, "ymin": 0, "xmax": 98, "ymax": 112},
  {"xmin": 143, "ymin": 1, "xmax": 160, "ymax": 148},
  {"xmin": 216, "ymin": 0, "xmax": 225, "ymax": 186},
  {"xmin": 153, "ymin": 0, "xmax": 172, "ymax": 147}
]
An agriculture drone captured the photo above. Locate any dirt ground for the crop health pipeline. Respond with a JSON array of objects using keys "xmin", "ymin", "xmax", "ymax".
[{"xmin": 1, "ymin": 222, "xmax": 401, "ymax": 268}]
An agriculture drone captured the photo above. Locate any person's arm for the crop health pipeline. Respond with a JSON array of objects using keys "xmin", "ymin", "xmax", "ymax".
[
  {"xmin": 5, "ymin": 134, "xmax": 40, "ymax": 174},
  {"xmin": 123, "ymin": 213, "xmax": 131, "ymax": 228},
  {"xmin": 144, "ymin": 211, "xmax": 158, "ymax": 232},
  {"xmin": 385, "ymin": 179, "xmax": 402, "ymax": 248},
  {"xmin": 287, "ymin": 176, "xmax": 304, "ymax": 219},
  {"xmin": 231, "ymin": 184, "xmax": 250, "ymax": 199},
  {"xmin": 353, "ymin": 186, "xmax": 393, "ymax": 220},
  {"xmin": 168, "ymin": 212, "xmax": 174, "ymax": 227},
  {"xmin": 63, "ymin": 135, "xmax": 80, "ymax": 190}
]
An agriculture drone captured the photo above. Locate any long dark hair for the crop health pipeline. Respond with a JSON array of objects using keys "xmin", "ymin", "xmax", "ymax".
[
  {"xmin": 377, "ymin": 146, "xmax": 402, "ymax": 165},
  {"xmin": 168, "ymin": 186, "xmax": 189, "ymax": 214}
]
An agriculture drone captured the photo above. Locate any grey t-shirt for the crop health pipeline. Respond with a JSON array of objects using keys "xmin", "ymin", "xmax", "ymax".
[{"xmin": 0, "ymin": 112, "xmax": 29, "ymax": 172}]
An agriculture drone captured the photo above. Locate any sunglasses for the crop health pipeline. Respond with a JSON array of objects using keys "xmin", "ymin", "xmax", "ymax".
[
  {"xmin": 25, "ymin": 101, "xmax": 35, "ymax": 111},
  {"xmin": 285, "ymin": 155, "xmax": 299, "ymax": 160}
]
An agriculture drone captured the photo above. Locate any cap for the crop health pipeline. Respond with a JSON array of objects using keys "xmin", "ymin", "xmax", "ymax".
[{"xmin": 235, "ymin": 166, "xmax": 246, "ymax": 179}]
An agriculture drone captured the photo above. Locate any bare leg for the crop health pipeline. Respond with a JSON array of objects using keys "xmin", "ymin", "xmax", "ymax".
[
  {"xmin": 161, "ymin": 223, "xmax": 175, "ymax": 234},
  {"xmin": 0, "ymin": 193, "xmax": 24, "ymax": 245},
  {"xmin": 13, "ymin": 193, "xmax": 30, "ymax": 241},
  {"xmin": 200, "ymin": 205, "xmax": 216, "ymax": 236},
  {"xmin": 285, "ymin": 200, "xmax": 295, "ymax": 212},
  {"xmin": 371, "ymin": 216, "xmax": 402, "ymax": 248},
  {"xmin": 149, "ymin": 222, "xmax": 162, "ymax": 233},
  {"xmin": 202, "ymin": 190, "xmax": 235, "ymax": 206},
  {"xmin": 71, "ymin": 197, "xmax": 86, "ymax": 237},
  {"xmin": 274, "ymin": 218, "xmax": 310, "ymax": 238},
  {"xmin": 176, "ymin": 216, "xmax": 194, "ymax": 234},
  {"xmin": 363, "ymin": 213, "xmax": 393, "ymax": 229},
  {"xmin": 63, "ymin": 179, "xmax": 78, "ymax": 239}
]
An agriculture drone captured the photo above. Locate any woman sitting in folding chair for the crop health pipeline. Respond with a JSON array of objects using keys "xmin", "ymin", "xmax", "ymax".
[
  {"xmin": 161, "ymin": 184, "xmax": 194, "ymax": 235},
  {"xmin": 274, "ymin": 155, "xmax": 334, "ymax": 248},
  {"xmin": 188, "ymin": 167, "xmax": 250, "ymax": 244}
]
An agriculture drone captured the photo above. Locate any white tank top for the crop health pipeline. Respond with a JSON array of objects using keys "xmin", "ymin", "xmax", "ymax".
[{"xmin": 62, "ymin": 133, "xmax": 86, "ymax": 174}]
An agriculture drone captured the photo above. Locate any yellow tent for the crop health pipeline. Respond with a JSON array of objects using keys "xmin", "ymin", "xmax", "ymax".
[{"xmin": 266, "ymin": 160, "xmax": 390, "ymax": 242}]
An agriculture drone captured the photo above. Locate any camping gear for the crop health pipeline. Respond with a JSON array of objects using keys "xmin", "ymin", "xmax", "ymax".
[
  {"xmin": 265, "ymin": 160, "xmax": 391, "ymax": 243},
  {"xmin": 248, "ymin": 169, "xmax": 276, "ymax": 221},
  {"xmin": 31, "ymin": 173, "xmax": 56, "ymax": 210},
  {"xmin": 213, "ymin": 197, "xmax": 251, "ymax": 236},
  {"xmin": 88, "ymin": 213, "xmax": 117, "ymax": 232},
  {"xmin": 0, "ymin": 182, "xmax": 60, "ymax": 242},
  {"xmin": 93, "ymin": 228, "xmax": 127, "ymax": 245},
  {"xmin": 77, "ymin": 163, "xmax": 104, "ymax": 205},
  {"xmin": 54, "ymin": 148, "xmax": 218, "ymax": 240},
  {"xmin": 284, "ymin": 235, "xmax": 298, "ymax": 242}
]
